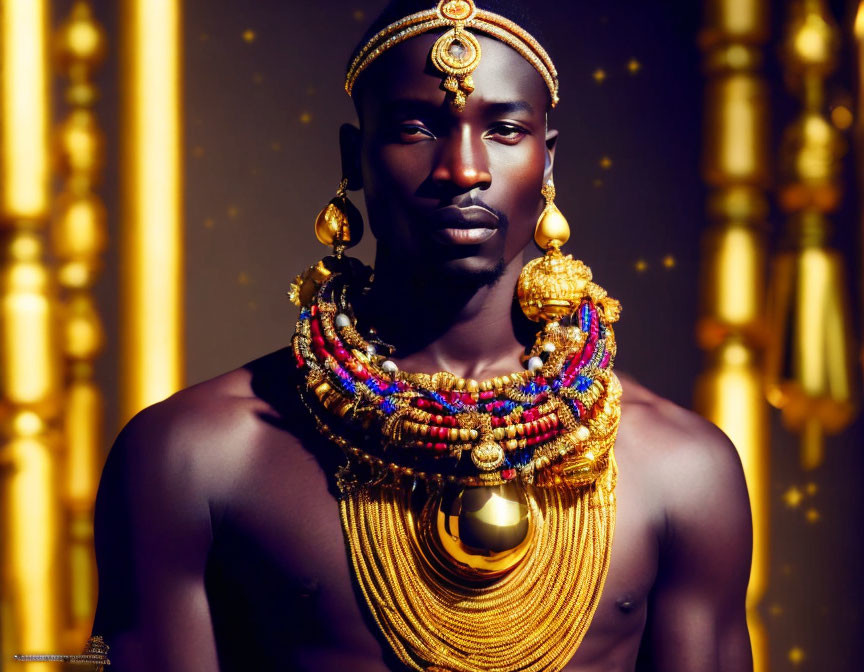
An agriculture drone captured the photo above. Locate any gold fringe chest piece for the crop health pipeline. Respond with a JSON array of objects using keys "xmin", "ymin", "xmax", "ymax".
[{"xmin": 291, "ymin": 256, "xmax": 622, "ymax": 672}]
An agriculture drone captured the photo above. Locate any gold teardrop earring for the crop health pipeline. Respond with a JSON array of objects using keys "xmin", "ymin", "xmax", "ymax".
[
  {"xmin": 314, "ymin": 178, "xmax": 364, "ymax": 257},
  {"xmin": 517, "ymin": 180, "xmax": 593, "ymax": 322},
  {"xmin": 289, "ymin": 179, "xmax": 366, "ymax": 307}
]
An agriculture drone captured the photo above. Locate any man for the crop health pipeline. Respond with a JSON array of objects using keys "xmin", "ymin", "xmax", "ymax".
[{"xmin": 91, "ymin": 1, "xmax": 753, "ymax": 670}]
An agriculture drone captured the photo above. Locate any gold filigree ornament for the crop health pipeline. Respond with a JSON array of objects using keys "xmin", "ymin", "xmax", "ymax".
[
  {"xmin": 430, "ymin": 1, "xmax": 482, "ymax": 110},
  {"xmin": 519, "ymin": 181, "xmax": 591, "ymax": 322}
]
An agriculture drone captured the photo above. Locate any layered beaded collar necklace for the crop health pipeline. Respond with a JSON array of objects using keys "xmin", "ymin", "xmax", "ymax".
[
  {"xmin": 292, "ymin": 257, "xmax": 621, "ymax": 489},
  {"xmin": 289, "ymin": 254, "xmax": 623, "ymax": 672}
]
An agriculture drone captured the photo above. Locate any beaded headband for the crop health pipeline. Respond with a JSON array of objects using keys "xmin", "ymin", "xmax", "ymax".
[{"xmin": 345, "ymin": 0, "xmax": 559, "ymax": 111}]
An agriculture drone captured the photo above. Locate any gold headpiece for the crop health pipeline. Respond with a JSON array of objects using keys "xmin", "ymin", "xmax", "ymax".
[{"xmin": 345, "ymin": 0, "xmax": 559, "ymax": 111}]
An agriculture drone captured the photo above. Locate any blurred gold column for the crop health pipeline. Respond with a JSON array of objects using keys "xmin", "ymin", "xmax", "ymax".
[
  {"xmin": 0, "ymin": 1, "xmax": 62, "ymax": 669},
  {"xmin": 120, "ymin": 0, "xmax": 184, "ymax": 424},
  {"xmin": 52, "ymin": 1, "xmax": 108, "ymax": 651},
  {"xmin": 696, "ymin": 1, "xmax": 771, "ymax": 669},
  {"xmin": 768, "ymin": 0, "xmax": 857, "ymax": 469},
  {"xmin": 857, "ymin": 3, "xmax": 864, "ymax": 386}
]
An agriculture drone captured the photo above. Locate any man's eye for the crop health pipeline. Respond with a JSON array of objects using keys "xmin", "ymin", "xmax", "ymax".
[
  {"xmin": 399, "ymin": 124, "xmax": 435, "ymax": 140},
  {"xmin": 486, "ymin": 124, "xmax": 528, "ymax": 143}
]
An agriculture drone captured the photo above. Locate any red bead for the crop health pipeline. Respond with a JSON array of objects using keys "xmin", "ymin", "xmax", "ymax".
[
  {"xmin": 434, "ymin": 443, "xmax": 448, "ymax": 452},
  {"xmin": 310, "ymin": 305, "xmax": 318, "ymax": 316},
  {"xmin": 501, "ymin": 468, "xmax": 516, "ymax": 481}
]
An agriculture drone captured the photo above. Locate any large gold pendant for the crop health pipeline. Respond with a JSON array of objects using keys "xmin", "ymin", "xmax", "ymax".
[{"xmin": 414, "ymin": 483, "xmax": 535, "ymax": 581}]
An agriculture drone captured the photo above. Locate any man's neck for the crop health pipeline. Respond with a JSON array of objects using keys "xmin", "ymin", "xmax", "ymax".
[{"xmin": 358, "ymin": 253, "xmax": 535, "ymax": 381}]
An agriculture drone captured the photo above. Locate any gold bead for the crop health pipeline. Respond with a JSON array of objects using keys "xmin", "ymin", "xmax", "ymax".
[
  {"xmin": 534, "ymin": 201, "xmax": 570, "ymax": 249},
  {"xmin": 314, "ymin": 201, "xmax": 350, "ymax": 246}
]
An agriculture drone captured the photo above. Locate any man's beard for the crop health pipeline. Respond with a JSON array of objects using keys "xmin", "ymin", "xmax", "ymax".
[{"xmin": 407, "ymin": 255, "xmax": 507, "ymax": 293}]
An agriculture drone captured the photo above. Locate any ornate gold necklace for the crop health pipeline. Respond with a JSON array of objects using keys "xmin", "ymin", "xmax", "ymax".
[{"xmin": 291, "ymin": 254, "xmax": 622, "ymax": 672}]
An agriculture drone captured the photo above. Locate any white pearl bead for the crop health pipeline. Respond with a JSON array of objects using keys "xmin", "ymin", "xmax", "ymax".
[
  {"xmin": 335, "ymin": 313, "xmax": 351, "ymax": 329},
  {"xmin": 527, "ymin": 356, "xmax": 543, "ymax": 372},
  {"xmin": 366, "ymin": 343, "xmax": 378, "ymax": 356},
  {"xmin": 543, "ymin": 342, "xmax": 556, "ymax": 353},
  {"xmin": 381, "ymin": 360, "xmax": 398, "ymax": 374}
]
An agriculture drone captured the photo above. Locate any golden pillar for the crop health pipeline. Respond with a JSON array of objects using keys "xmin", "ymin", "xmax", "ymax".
[
  {"xmin": 120, "ymin": 0, "xmax": 184, "ymax": 424},
  {"xmin": 52, "ymin": 0, "xmax": 108, "ymax": 650},
  {"xmin": 0, "ymin": 1, "xmax": 62, "ymax": 669},
  {"xmin": 696, "ymin": 1, "xmax": 771, "ymax": 669},
  {"xmin": 768, "ymin": 0, "xmax": 858, "ymax": 470},
  {"xmin": 857, "ymin": 3, "xmax": 864, "ymax": 386}
]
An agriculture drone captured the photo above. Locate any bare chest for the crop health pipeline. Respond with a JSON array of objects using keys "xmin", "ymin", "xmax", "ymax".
[{"xmin": 205, "ymin": 429, "xmax": 659, "ymax": 672}]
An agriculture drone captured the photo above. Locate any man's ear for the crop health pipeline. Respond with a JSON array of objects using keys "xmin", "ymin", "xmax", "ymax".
[
  {"xmin": 543, "ymin": 128, "xmax": 559, "ymax": 184},
  {"xmin": 340, "ymin": 123, "xmax": 363, "ymax": 190}
]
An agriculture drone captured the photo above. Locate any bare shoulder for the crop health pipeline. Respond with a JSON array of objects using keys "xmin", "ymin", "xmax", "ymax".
[
  {"xmin": 99, "ymin": 348, "xmax": 304, "ymax": 525},
  {"xmin": 618, "ymin": 373, "xmax": 743, "ymax": 476},
  {"xmin": 615, "ymin": 372, "xmax": 750, "ymax": 532}
]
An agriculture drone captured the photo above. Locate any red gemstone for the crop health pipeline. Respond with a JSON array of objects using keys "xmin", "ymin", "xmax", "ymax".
[
  {"xmin": 501, "ymin": 468, "xmax": 516, "ymax": 481},
  {"xmin": 434, "ymin": 442, "xmax": 448, "ymax": 452}
]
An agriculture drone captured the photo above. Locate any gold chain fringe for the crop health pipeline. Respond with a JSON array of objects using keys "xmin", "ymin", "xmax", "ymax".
[{"xmin": 339, "ymin": 458, "xmax": 616, "ymax": 672}]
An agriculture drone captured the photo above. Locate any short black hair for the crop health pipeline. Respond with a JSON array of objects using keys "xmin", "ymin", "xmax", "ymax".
[{"xmin": 347, "ymin": 0, "xmax": 552, "ymax": 75}]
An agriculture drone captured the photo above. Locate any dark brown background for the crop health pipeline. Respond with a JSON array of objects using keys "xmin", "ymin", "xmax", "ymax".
[{"xmin": 74, "ymin": 0, "xmax": 864, "ymax": 669}]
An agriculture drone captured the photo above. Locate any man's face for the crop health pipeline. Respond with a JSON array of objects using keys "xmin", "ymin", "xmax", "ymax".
[{"xmin": 350, "ymin": 33, "xmax": 556, "ymax": 283}]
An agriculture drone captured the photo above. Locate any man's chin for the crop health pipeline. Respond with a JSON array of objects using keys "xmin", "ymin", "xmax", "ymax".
[{"xmin": 421, "ymin": 255, "xmax": 506, "ymax": 288}]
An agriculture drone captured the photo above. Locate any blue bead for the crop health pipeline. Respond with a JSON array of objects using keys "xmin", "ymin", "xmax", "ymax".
[{"xmin": 576, "ymin": 375, "xmax": 592, "ymax": 392}]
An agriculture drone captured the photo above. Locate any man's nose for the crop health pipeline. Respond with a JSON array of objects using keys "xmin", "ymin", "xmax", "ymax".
[{"xmin": 431, "ymin": 124, "xmax": 492, "ymax": 192}]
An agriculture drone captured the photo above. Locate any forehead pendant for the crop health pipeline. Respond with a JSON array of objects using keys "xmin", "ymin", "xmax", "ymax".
[{"xmin": 432, "ymin": 0, "xmax": 482, "ymax": 111}]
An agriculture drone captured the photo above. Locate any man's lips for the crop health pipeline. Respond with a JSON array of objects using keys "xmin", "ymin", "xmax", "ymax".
[{"xmin": 429, "ymin": 205, "xmax": 500, "ymax": 246}]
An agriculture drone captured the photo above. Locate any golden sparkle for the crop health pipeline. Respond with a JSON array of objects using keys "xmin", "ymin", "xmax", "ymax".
[
  {"xmin": 782, "ymin": 486, "xmax": 804, "ymax": 508},
  {"xmin": 788, "ymin": 647, "xmax": 805, "ymax": 665},
  {"xmin": 242, "ymin": 29, "xmax": 256, "ymax": 43},
  {"xmin": 237, "ymin": 272, "xmax": 251, "ymax": 286},
  {"xmin": 634, "ymin": 259, "xmax": 648, "ymax": 273},
  {"xmin": 592, "ymin": 68, "xmax": 607, "ymax": 83},
  {"xmin": 662, "ymin": 254, "xmax": 676, "ymax": 269},
  {"xmin": 627, "ymin": 58, "xmax": 642, "ymax": 74},
  {"xmin": 805, "ymin": 482, "xmax": 818, "ymax": 496},
  {"xmin": 227, "ymin": 205, "xmax": 240, "ymax": 219},
  {"xmin": 830, "ymin": 105, "xmax": 853, "ymax": 130},
  {"xmin": 599, "ymin": 156, "xmax": 613, "ymax": 169},
  {"xmin": 300, "ymin": 111, "xmax": 313, "ymax": 124},
  {"xmin": 768, "ymin": 603, "xmax": 783, "ymax": 616},
  {"xmin": 805, "ymin": 508, "xmax": 821, "ymax": 523},
  {"xmin": 204, "ymin": 218, "xmax": 214, "ymax": 229}
]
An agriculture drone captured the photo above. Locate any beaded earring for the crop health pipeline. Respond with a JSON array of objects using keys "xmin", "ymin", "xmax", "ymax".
[
  {"xmin": 314, "ymin": 178, "xmax": 363, "ymax": 257},
  {"xmin": 517, "ymin": 180, "xmax": 592, "ymax": 323}
]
